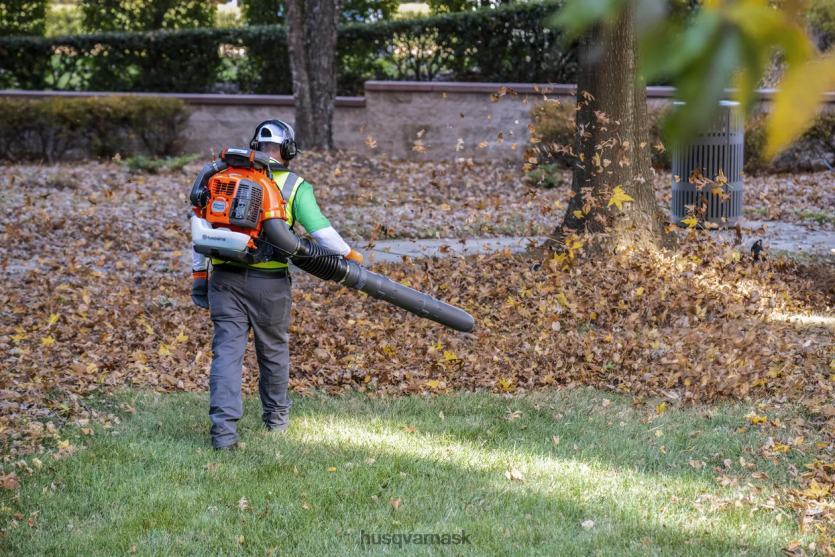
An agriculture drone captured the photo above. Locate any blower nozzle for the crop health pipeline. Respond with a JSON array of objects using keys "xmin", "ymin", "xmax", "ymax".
[{"xmin": 262, "ymin": 219, "xmax": 474, "ymax": 333}]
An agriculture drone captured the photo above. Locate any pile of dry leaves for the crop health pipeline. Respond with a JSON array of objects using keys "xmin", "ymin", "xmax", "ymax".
[{"xmin": 2, "ymin": 156, "xmax": 835, "ymax": 547}]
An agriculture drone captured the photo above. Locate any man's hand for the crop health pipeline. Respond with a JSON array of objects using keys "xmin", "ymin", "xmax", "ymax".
[
  {"xmin": 345, "ymin": 249, "xmax": 364, "ymax": 266},
  {"xmin": 192, "ymin": 271, "xmax": 209, "ymax": 309}
]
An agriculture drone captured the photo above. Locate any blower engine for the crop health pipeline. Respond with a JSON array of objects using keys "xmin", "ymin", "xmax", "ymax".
[{"xmin": 190, "ymin": 147, "xmax": 475, "ymax": 333}]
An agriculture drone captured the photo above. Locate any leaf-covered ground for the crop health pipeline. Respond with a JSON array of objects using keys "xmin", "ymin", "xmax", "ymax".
[{"xmin": 2, "ymin": 156, "xmax": 835, "ymax": 550}]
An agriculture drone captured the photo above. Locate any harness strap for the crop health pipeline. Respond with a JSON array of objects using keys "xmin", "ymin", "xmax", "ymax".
[{"xmin": 281, "ymin": 172, "xmax": 300, "ymax": 202}]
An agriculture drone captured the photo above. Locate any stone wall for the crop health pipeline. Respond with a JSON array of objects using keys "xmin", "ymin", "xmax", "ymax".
[{"xmin": 2, "ymin": 84, "xmax": 831, "ymax": 162}]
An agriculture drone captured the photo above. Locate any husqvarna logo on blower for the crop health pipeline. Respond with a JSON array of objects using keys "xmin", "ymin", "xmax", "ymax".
[{"xmin": 202, "ymin": 234, "xmax": 226, "ymax": 242}]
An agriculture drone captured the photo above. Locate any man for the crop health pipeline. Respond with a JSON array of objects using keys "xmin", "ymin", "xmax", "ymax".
[{"xmin": 191, "ymin": 120, "xmax": 363, "ymax": 451}]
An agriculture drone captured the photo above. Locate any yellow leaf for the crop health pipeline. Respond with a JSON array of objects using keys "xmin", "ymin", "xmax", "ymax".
[
  {"xmin": 607, "ymin": 186, "xmax": 634, "ymax": 211},
  {"xmin": 47, "ymin": 314, "xmax": 60, "ymax": 326},
  {"xmin": 425, "ymin": 380, "xmax": 440, "ymax": 389},
  {"xmin": 680, "ymin": 216, "xmax": 698, "ymax": 229},
  {"xmin": 801, "ymin": 479, "xmax": 830, "ymax": 500},
  {"xmin": 57, "ymin": 440, "xmax": 69, "ymax": 449},
  {"xmin": 327, "ymin": 467, "xmax": 337, "ymax": 472},
  {"xmin": 656, "ymin": 402, "xmax": 667, "ymax": 414},
  {"xmin": 766, "ymin": 52, "xmax": 835, "ymax": 159},
  {"xmin": 635, "ymin": 287, "xmax": 644, "ymax": 296},
  {"xmin": 655, "ymin": 429, "xmax": 664, "ymax": 438},
  {"xmin": 573, "ymin": 210, "xmax": 584, "ymax": 219},
  {"xmin": 41, "ymin": 336, "xmax": 55, "ymax": 347},
  {"xmin": 176, "ymin": 332, "xmax": 189, "ymax": 343},
  {"xmin": 497, "ymin": 377, "xmax": 516, "ymax": 392},
  {"xmin": 158, "ymin": 344, "xmax": 173, "ymax": 357},
  {"xmin": 443, "ymin": 350, "xmax": 457, "ymax": 361}
]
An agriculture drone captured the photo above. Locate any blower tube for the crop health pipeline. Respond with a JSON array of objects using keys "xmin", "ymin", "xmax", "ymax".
[{"xmin": 262, "ymin": 219, "xmax": 475, "ymax": 333}]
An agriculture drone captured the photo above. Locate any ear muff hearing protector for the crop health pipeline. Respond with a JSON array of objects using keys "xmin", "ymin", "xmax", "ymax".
[{"xmin": 250, "ymin": 120, "xmax": 298, "ymax": 162}]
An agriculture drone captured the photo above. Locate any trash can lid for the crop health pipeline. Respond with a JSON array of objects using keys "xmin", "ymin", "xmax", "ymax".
[{"xmin": 672, "ymin": 100, "xmax": 741, "ymax": 107}]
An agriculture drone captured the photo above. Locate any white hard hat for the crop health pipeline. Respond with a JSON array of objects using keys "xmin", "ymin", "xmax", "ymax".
[{"xmin": 257, "ymin": 121, "xmax": 295, "ymax": 144}]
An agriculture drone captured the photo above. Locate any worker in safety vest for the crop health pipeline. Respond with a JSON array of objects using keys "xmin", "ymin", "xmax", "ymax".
[{"xmin": 191, "ymin": 120, "xmax": 363, "ymax": 451}]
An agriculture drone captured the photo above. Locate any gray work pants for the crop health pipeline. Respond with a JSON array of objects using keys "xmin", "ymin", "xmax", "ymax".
[{"xmin": 208, "ymin": 267, "xmax": 293, "ymax": 448}]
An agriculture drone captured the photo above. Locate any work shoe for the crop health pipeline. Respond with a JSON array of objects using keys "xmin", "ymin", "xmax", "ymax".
[
  {"xmin": 264, "ymin": 422, "xmax": 288, "ymax": 434},
  {"xmin": 213, "ymin": 443, "xmax": 238, "ymax": 452}
]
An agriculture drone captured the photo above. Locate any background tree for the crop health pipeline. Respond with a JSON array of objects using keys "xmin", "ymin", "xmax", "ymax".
[
  {"xmin": 0, "ymin": 0, "xmax": 47, "ymax": 36},
  {"xmin": 550, "ymin": 0, "xmax": 835, "ymax": 255},
  {"xmin": 551, "ymin": 2, "xmax": 674, "ymax": 254},
  {"xmin": 242, "ymin": 0, "xmax": 398, "ymax": 24},
  {"xmin": 80, "ymin": 0, "xmax": 217, "ymax": 32},
  {"xmin": 285, "ymin": 0, "xmax": 342, "ymax": 150}
]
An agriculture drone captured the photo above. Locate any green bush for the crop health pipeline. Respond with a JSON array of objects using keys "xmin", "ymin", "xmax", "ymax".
[
  {"xmin": 0, "ymin": 0, "xmax": 47, "ymax": 36},
  {"xmin": 808, "ymin": 0, "xmax": 835, "ymax": 52},
  {"xmin": 243, "ymin": 0, "xmax": 400, "ymax": 24},
  {"xmin": 0, "ymin": 95, "xmax": 192, "ymax": 162},
  {"xmin": 80, "ymin": 0, "xmax": 217, "ymax": 32},
  {"xmin": 427, "ymin": 0, "xmax": 515, "ymax": 14},
  {"xmin": 531, "ymin": 100, "xmax": 835, "ymax": 177},
  {"xmin": 0, "ymin": 2, "xmax": 575, "ymax": 95},
  {"xmin": 124, "ymin": 153, "xmax": 200, "ymax": 174},
  {"xmin": 744, "ymin": 109, "xmax": 835, "ymax": 174}
]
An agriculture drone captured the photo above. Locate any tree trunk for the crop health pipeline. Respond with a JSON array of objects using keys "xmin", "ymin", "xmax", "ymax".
[
  {"xmin": 550, "ymin": 4, "xmax": 674, "ymax": 255},
  {"xmin": 285, "ymin": 0, "xmax": 342, "ymax": 151}
]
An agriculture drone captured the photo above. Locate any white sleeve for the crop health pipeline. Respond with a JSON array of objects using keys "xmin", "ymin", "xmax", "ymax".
[
  {"xmin": 310, "ymin": 226, "xmax": 351, "ymax": 256},
  {"xmin": 192, "ymin": 244, "xmax": 208, "ymax": 271}
]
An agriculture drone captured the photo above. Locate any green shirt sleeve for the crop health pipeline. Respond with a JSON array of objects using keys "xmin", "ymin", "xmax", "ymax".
[{"xmin": 291, "ymin": 181, "xmax": 331, "ymax": 233}]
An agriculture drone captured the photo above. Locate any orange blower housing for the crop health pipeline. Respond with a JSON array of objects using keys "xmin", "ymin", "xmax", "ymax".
[{"xmin": 190, "ymin": 148, "xmax": 286, "ymax": 265}]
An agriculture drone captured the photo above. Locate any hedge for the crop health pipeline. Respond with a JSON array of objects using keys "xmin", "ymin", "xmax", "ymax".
[
  {"xmin": 0, "ymin": 95, "xmax": 192, "ymax": 162},
  {"xmin": 0, "ymin": 1, "xmax": 575, "ymax": 96}
]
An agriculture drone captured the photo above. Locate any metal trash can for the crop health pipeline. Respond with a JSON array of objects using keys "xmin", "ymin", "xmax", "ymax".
[{"xmin": 671, "ymin": 100, "xmax": 744, "ymax": 228}]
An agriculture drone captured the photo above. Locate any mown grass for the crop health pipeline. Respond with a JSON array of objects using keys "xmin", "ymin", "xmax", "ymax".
[{"xmin": 1, "ymin": 389, "xmax": 819, "ymax": 556}]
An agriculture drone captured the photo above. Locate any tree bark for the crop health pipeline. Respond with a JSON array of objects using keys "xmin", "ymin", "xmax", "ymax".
[
  {"xmin": 285, "ymin": 0, "xmax": 342, "ymax": 151},
  {"xmin": 550, "ymin": 4, "xmax": 674, "ymax": 255}
]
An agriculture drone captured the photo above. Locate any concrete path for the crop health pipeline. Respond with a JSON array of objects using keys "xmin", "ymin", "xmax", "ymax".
[
  {"xmin": 5, "ymin": 222, "xmax": 834, "ymax": 278},
  {"xmin": 357, "ymin": 222, "xmax": 835, "ymax": 264},
  {"xmin": 355, "ymin": 236, "xmax": 547, "ymax": 264},
  {"xmin": 739, "ymin": 221, "xmax": 835, "ymax": 254}
]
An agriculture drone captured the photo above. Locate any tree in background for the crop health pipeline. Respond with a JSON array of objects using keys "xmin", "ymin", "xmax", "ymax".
[
  {"xmin": 549, "ymin": 0, "xmax": 835, "ymax": 255},
  {"xmin": 550, "ymin": 2, "xmax": 674, "ymax": 254},
  {"xmin": 285, "ymin": 0, "xmax": 342, "ymax": 150},
  {"xmin": 242, "ymin": 0, "xmax": 398, "ymax": 24},
  {"xmin": 80, "ymin": 0, "xmax": 217, "ymax": 32},
  {"xmin": 0, "ymin": 0, "xmax": 47, "ymax": 36}
]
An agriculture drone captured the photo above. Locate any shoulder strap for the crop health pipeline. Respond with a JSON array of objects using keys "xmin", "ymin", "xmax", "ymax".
[{"xmin": 281, "ymin": 173, "xmax": 300, "ymax": 202}]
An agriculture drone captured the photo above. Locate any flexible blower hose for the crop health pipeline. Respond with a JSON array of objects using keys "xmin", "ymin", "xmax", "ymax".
[{"xmin": 262, "ymin": 219, "xmax": 475, "ymax": 333}]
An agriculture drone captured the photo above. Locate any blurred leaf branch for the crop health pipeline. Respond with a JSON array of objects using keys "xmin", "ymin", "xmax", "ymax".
[{"xmin": 552, "ymin": 0, "xmax": 835, "ymax": 159}]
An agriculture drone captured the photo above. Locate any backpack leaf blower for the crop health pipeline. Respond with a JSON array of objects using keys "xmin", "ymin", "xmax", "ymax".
[{"xmin": 190, "ymin": 148, "xmax": 475, "ymax": 333}]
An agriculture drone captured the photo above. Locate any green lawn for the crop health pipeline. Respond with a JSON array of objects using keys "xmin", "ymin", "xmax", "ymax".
[{"xmin": 1, "ymin": 389, "xmax": 818, "ymax": 556}]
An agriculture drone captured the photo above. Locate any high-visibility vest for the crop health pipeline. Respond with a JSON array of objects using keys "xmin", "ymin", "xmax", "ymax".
[{"xmin": 211, "ymin": 165, "xmax": 304, "ymax": 271}]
